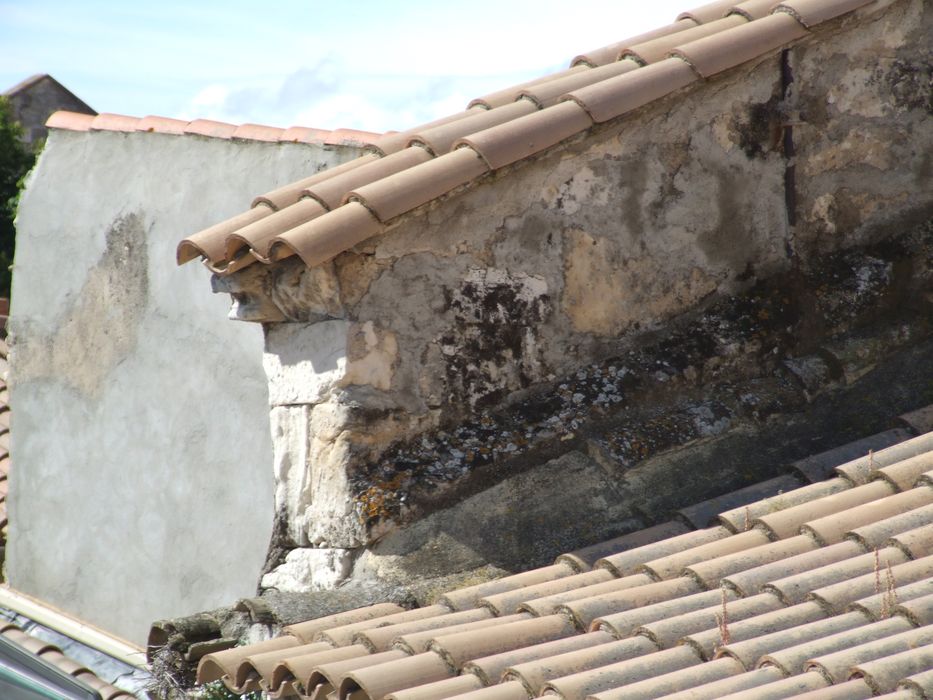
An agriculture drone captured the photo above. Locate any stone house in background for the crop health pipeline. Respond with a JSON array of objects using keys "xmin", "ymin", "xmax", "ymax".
[
  {"xmin": 7, "ymin": 112, "xmax": 376, "ymax": 645},
  {"xmin": 2, "ymin": 74, "xmax": 96, "ymax": 144}
]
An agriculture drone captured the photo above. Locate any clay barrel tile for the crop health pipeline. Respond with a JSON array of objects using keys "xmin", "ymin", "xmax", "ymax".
[
  {"xmin": 470, "ymin": 65, "xmax": 587, "ymax": 108},
  {"xmin": 481, "ymin": 569, "xmax": 615, "ymax": 616},
  {"xmin": 640, "ymin": 529, "xmax": 772, "ymax": 580},
  {"xmin": 849, "ymin": 579, "xmax": 933, "ymax": 621},
  {"xmin": 716, "ymin": 610, "xmax": 868, "ymax": 670},
  {"xmin": 284, "ymin": 603, "xmax": 408, "ymax": 643},
  {"xmin": 557, "ymin": 521, "xmax": 692, "ymax": 571},
  {"xmin": 763, "ymin": 546, "xmax": 908, "ymax": 605},
  {"xmin": 571, "ymin": 19, "xmax": 698, "ymax": 67},
  {"xmin": 318, "ymin": 604, "xmax": 450, "ymax": 647},
  {"xmin": 717, "ymin": 672, "xmax": 829, "ymax": 699},
  {"xmin": 809, "ymin": 554, "xmax": 933, "ymax": 614},
  {"xmin": 430, "ymin": 615, "xmax": 576, "ymax": 671},
  {"xmin": 356, "ymin": 608, "xmax": 493, "ymax": 653},
  {"xmin": 254, "ymin": 153, "xmax": 381, "ymax": 210},
  {"xmin": 279, "ymin": 126, "xmax": 334, "ymax": 144},
  {"xmin": 178, "ymin": 205, "xmax": 273, "ymax": 264},
  {"xmin": 773, "ymin": 0, "xmax": 875, "ymax": 28},
  {"xmin": 685, "ymin": 534, "xmax": 818, "ymax": 589},
  {"xmin": 594, "ymin": 588, "xmax": 728, "ymax": 639},
  {"xmin": 386, "ymin": 674, "xmax": 484, "ymax": 700},
  {"xmin": 2, "ymin": 629, "xmax": 57, "ymax": 656},
  {"xmin": 718, "ymin": 478, "xmax": 850, "ymax": 533},
  {"xmin": 184, "ymin": 118, "xmax": 238, "ymax": 139},
  {"xmin": 46, "ymin": 110, "xmax": 96, "ymax": 131},
  {"xmin": 225, "ymin": 198, "xmax": 327, "ymax": 259},
  {"xmin": 729, "ymin": 0, "xmax": 784, "ymax": 21},
  {"xmin": 411, "ymin": 101, "xmax": 538, "ymax": 156},
  {"xmin": 136, "ymin": 115, "xmax": 188, "ymax": 134},
  {"xmin": 791, "ymin": 430, "xmax": 914, "ymax": 484},
  {"xmin": 439, "ymin": 680, "xmax": 529, "ymax": 700},
  {"xmin": 837, "ymin": 433, "xmax": 933, "ymax": 485},
  {"xmin": 542, "ymin": 645, "xmax": 701, "ymax": 699},
  {"xmin": 789, "ymin": 678, "xmax": 875, "ymax": 699},
  {"xmin": 590, "ymin": 656, "xmax": 745, "ymax": 700},
  {"xmin": 340, "ymin": 651, "xmax": 453, "ymax": 700},
  {"xmin": 722, "ymin": 539, "xmax": 862, "ymax": 597},
  {"xmin": 269, "ymin": 200, "xmax": 383, "ymax": 268},
  {"xmin": 349, "ymin": 146, "xmax": 489, "ymax": 222},
  {"xmin": 806, "ymin": 625, "xmax": 933, "ymax": 685},
  {"xmin": 678, "ymin": 0, "xmax": 744, "ymax": 24},
  {"xmin": 456, "ymin": 101, "xmax": 592, "ymax": 171},
  {"xmin": 305, "ymin": 649, "xmax": 408, "ymax": 694},
  {"xmin": 754, "ymin": 480, "xmax": 894, "ymax": 540},
  {"xmin": 638, "ymin": 592, "xmax": 780, "ymax": 652},
  {"xmin": 890, "ymin": 522, "xmax": 933, "ymax": 559},
  {"xmin": 373, "ymin": 107, "xmax": 486, "ymax": 155},
  {"xmin": 875, "ymin": 453, "xmax": 933, "ymax": 491},
  {"xmin": 90, "ymin": 113, "xmax": 140, "ymax": 132},
  {"xmin": 898, "ymin": 666, "xmax": 933, "ymax": 697},
  {"xmin": 921, "ymin": 469, "xmax": 933, "ymax": 487},
  {"xmin": 802, "ymin": 487, "xmax": 933, "ymax": 546},
  {"xmin": 520, "ymin": 573, "xmax": 655, "ymax": 617},
  {"xmin": 305, "ymin": 146, "xmax": 433, "ymax": 211},
  {"xmin": 439, "ymin": 563, "xmax": 576, "ymax": 611},
  {"xmin": 38, "ymin": 649, "xmax": 88, "ymax": 676},
  {"xmin": 520, "ymin": 60, "xmax": 640, "ymax": 108},
  {"xmin": 894, "ymin": 590, "xmax": 933, "ymax": 627},
  {"xmin": 229, "ymin": 123, "xmax": 283, "ymax": 141},
  {"xmin": 597, "ymin": 526, "xmax": 731, "ymax": 576},
  {"xmin": 760, "ymin": 616, "xmax": 912, "ymax": 676},
  {"xmin": 504, "ymin": 637, "xmax": 658, "ymax": 695},
  {"xmin": 271, "ymin": 644, "xmax": 370, "ymax": 695},
  {"xmin": 394, "ymin": 614, "xmax": 530, "ymax": 656},
  {"xmin": 324, "ymin": 128, "xmax": 381, "ymax": 147},
  {"xmin": 566, "ymin": 57, "xmax": 698, "ymax": 124},
  {"xmin": 235, "ymin": 641, "xmax": 333, "ymax": 691},
  {"xmin": 653, "ymin": 665, "xmax": 784, "ymax": 699},
  {"xmin": 678, "ymin": 474, "xmax": 804, "ymax": 530},
  {"xmin": 672, "ymin": 12, "xmax": 809, "ymax": 79},
  {"xmin": 847, "ymin": 502, "xmax": 933, "ymax": 551},
  {"xmin": 851, "ymin": 645, "xmax": 933, "ymax": 695},
  {"xmin": 559, "ymin": 576, "xmax": 702, "ymax": 630},
  {"xmin": 622, "ymin": 14, "xmax": 748, "ymax": 65},
  {"xmin": 462, "ymin": 631, "xmax": 613, "ymax": 687},
  {"xmin": 686, "ymin": 599, "xmax": 827, "ymax": 661},
  {"xmin": 197, "ymin": 634, "xmax": 301, "ymax": 685}
]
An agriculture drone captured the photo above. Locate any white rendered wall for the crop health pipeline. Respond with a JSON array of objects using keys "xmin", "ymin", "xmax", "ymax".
[{"xmin": 6, "ymin": 128, "xmax": 362, "ymax": 645}]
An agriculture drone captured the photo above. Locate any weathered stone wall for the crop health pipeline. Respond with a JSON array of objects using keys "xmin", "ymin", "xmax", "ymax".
[
  {"xmin": 221, "ymin": 0, "xmax": 932, "ymax": 591},
  {"xmin": 8, "ymin": 128, "xmax": 363, "ymax": 644}
]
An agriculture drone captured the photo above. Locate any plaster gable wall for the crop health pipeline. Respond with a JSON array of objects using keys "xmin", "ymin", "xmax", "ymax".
[{"xmin": 7, "ymin": 128, "xmax": 363, "ymax": 644}]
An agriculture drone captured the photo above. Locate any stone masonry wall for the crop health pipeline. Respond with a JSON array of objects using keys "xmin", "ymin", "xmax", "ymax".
[{"xmin": 220, "ymin": 0, "xmax": 933, "ymax": 592}]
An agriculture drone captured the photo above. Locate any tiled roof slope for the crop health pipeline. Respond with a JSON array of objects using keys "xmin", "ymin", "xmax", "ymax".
[
  {"xmin": 45, "ymin": 110, "xmax": 380, "ymax": 147},
  {"xmin": 194, "ymin": 426, "xmax": 933, "ymax": 699},
  {"xmin": 176, "ymin": 0, "xmax": 875, "ymax": 276},
  {"xmin": 0, "ymin": 621, "xmax": 135, "ymax": 699}
]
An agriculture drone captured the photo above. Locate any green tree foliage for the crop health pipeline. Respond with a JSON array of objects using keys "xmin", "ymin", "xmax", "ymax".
[{"xmin": 0, "ymin": 96, "xmax": 37, "ymax": 296}]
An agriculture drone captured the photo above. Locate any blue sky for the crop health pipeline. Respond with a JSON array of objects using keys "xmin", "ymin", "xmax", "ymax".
[{"xmin": 1, "ymin": 1, "xmax": 688, "ymax": 133}]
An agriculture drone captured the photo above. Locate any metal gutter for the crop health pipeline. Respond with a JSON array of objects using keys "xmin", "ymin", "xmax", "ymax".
[{"xmin": 0, "ymin": 586, "xmax": 147, "ymax": 669}]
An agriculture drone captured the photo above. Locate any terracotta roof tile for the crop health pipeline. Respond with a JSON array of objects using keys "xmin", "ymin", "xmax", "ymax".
[
  {"xmin": 194, "ymin": 435, "xmax": 933, "ymax": 698},
  {"xmin": 572, "ymin": 20, "xmax": 699, "ymax": 68},
  {"xmin": 677, "ymin": 0, "xmax": 746, "ymax": 24},
  {"xmin": 462, "ymin": 631, "xmax": 613, "ymax": 686},
  {"xmin": 0, "ymin": 623, "xmax": 134, "ymax": 699},
  {"xmin": 774, "ymin": 0, "xmax": 875, "ymax": 28},
  {"xmin": 354, "ymin": 608, "xmax": 492, "ymax": 654},
  {"xmin": 136, "ymin": 115, "xmax": 188, "ymax": 134},
  {"xmin": 268, "ymin": 200, "xmax": 383, "ymax": 268},
  {"xmin": 45, "ymin": 110, "xmax": 95, "ymax": 131},
  {"xmin": 622, "ymin": 14, "xmax": 748, "ymax": 65},
  {"xmin": 835, "ymin": 432, "xmax": 933, "ymax": 485},
  {"xmin": 89, "ymin": 113, "xmax": 139, "ymax": 132},
  {"xmin": 791, "ymin": 429, "xmax": 914, "ymax": 483},
  {"xmin": 231, "ymin": 123, "xmax": 285, "ymax": 142}
]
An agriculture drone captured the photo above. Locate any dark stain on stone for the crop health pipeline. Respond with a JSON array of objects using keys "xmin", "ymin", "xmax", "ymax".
[
  {"xmin": 731, "ymin": 94, "xmax": 783, "ymax": 159},
  {"xmin": 884, "ymin": 58, "xmax": 933, "ymax": 115}
]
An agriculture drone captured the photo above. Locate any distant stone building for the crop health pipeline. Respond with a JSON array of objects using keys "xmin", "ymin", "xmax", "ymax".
[{"xmin": 3, "ymin": 74, "xmax": 95, "ymax": 144}]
